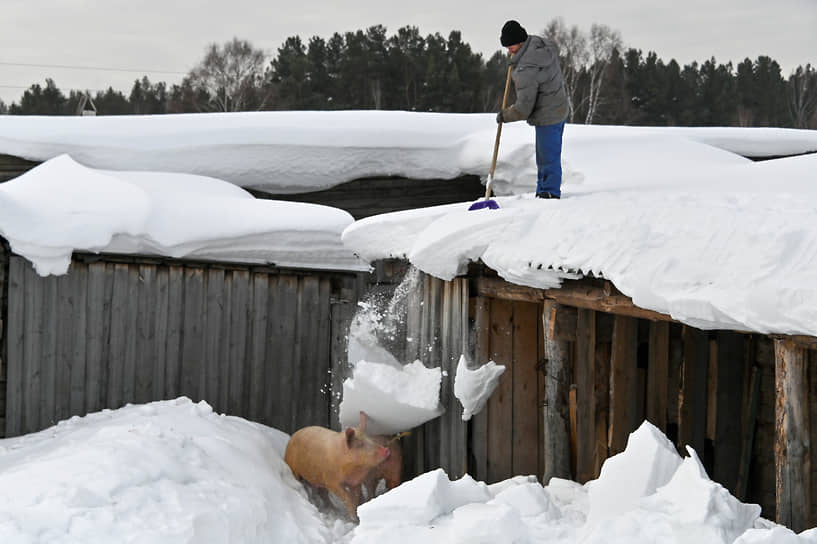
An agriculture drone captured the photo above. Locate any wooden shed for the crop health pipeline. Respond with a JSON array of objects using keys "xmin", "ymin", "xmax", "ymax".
[
  {"xmin": 382, "ymin": 260, "xmax": 817, "ymax": 533},
  {"xmin": 0, "ymin": 240, "xmax": 371, "ymax": 439}
]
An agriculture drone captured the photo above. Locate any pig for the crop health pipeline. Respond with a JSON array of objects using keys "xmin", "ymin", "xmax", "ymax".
[
  {"xmin": 284, "ymin": 412, "xmax": 391, "ymax": 520},
  {"xmin": 358, "ymin": 412, "xmax": 405, "ymax": 500}
]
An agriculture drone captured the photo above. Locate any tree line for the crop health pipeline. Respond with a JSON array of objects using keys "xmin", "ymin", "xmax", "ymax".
[{"xmin": 1, "ymin": 21, "xmax": 815, "ymax": 129}]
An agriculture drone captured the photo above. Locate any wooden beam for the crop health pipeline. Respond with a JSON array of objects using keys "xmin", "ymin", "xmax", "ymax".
[
  {"xmin": 608, "ymin": 315, "xmax": 639, "ymax": 456},
  {"xmin": 475, "ymin": 277, "xmax": 817, "ymax": 350},
  {"xmin": 475, "ymin": 277, "xmax": 675, "ymax": 323},
  {"xmin": 774, "ymin": 339, "xmax": 812, "ymax": 532}
]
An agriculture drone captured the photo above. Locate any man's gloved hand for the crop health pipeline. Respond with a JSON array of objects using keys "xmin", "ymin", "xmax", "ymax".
[{"xmin": 496, "ymin": 111, "xmax": 504, "ymax": 124}]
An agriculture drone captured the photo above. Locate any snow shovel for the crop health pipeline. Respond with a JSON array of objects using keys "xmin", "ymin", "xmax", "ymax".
[{"xmin": 468, "ymin": 65, "xmax": 513, "ymax": 211}]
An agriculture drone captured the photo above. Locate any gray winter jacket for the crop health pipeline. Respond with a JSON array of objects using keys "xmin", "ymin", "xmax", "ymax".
[{"xmin": 501, "ymin": 35, "xmax": 569, "ymax": 126}]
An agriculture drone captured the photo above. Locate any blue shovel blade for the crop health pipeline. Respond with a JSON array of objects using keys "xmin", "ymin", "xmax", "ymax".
[{"xmin": 468, "ymin": 199, "xmax": 500, "ymax": 211}]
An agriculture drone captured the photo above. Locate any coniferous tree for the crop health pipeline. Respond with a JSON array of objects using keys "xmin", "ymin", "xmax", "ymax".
[
  {"xmin": 130, "ymin": 77, "xmax": 168, "ymax": 114},
  {"xmin": 697, "ymin": 58, "xmax": 736, "ymax": 125},
  {"xmin": 388, "ymin": 26, "xmax": 426, "ymax": 110},
  {"xmin": 269, "ymin": 36, "xmax": 310, "ymax": 109},
  {"xmin": 10, "ymin": 79, "xmax": 67, "ymax": 115},
  {"xmin": 94, "ymin": 88, "xmax": 131, "ymax": 115},
  {"xmin": 788, "ymin": 64, "xmax": 817, "ymax": 129}
]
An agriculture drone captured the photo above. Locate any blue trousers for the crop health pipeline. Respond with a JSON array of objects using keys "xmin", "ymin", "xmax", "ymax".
[{"xmin": 535, "ymin": 120, "xmax": 566, "ymax": 197}]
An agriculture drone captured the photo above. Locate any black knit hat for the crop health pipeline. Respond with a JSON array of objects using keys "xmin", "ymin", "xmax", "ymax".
[{"xmin": 500, "ymin": 20, "xmax": 528, "ymax": 47}]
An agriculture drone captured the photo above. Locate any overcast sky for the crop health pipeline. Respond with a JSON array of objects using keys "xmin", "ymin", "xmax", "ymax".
[{"xmin": 2, "ymin": 0, "xmax": 816, "ymax": 105}]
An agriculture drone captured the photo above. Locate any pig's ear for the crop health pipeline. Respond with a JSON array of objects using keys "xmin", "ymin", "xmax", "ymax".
[{"xmin": 345, "ymin": 427, "xmax": 356, "ymax": 448}]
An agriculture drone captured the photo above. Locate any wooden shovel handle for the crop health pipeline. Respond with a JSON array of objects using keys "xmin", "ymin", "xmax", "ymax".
[{"xmin": 485, "ymin": 65, "xmax": 514, "ymax": 199}]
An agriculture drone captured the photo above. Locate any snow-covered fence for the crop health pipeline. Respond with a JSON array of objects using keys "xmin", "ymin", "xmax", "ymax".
[{"xmin": 0, "ymin": 250, "xmax": 363, "ymax": 439}]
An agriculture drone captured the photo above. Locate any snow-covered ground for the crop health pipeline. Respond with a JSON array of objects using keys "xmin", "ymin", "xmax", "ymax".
[{"xmin": 0, "ymin": 399, "xmax": 814, "ymax": 544}]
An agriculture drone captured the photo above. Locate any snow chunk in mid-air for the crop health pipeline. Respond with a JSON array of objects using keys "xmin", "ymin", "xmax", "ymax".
[
  {"xmin": 338, "ymin": 360, "xmax": 444, "ymax": 435},
  {"xmin": 453, "ymin": 355, "xmax": 506, "ymax": 421}
]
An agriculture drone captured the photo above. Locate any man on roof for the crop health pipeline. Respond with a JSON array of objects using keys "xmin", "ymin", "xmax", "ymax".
[{"xmin": 496, "ymin": 20, "xmax": 569, "ymax": 200}]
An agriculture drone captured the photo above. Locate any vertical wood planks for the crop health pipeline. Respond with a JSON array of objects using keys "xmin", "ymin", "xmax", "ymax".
[
  {"xmin": 608, "ymin": 315, "xmax": 638, "ymax": 456},
  {"xmin": 512, "ymin": 301, "xmax": 540, "ymax": 478},
  {"xmin": 5, "ymin": 257, "xmax": 25, "ymax": 436},
  {"xmin": 774, "ymin": 339, "xmax": 812, "ymax": 531},
  {"xmin": 277, "ymin": 275, "xmax": 298, "ymax": 432},
  {"xmin": 227, "ymin": 270, "xmax": 249, "ymax": 417},
  {"xmin": 471, "ymin": 295, "xmax": 491, "ymax": 481},
  {"xmin": 22, "ymin": 260, "xmax": 43, "ymax": 433},
  {"xmin": 714, "ymin": 331, "xmax": 747, "ymax": 495},
  {"xmin": 180, "ymin": 267, "xmax": 204, "ymax": 401},
  {"xmin": 487, "ymin": 298, "xmax": 514, "ymax": 483},
  {"xmin": 164, "ymin": 266, "xmax": 184, "ymax": 399},
  {"xmin": 135, "ymin": 265, "xmax": 156, "ymax": 404},
  {"xmin": 574, "ymin": 309, "xmax": 596, "ymax": 483},
  {"xmin": 678, "ymin": 326, "xmax": 709, "ymax": 455},
  {"xmin": 646, "ymin": 321, "xmax": 670, "ymax": 431},
  {"xmin": 203, "ymin": 268, "xmax": 225, "ymax": 411},
  {"xmin": 84, "ymin": 262, "xmax": 107, "ymax": 414},
  {"xmin": 248, "ymin": 272, "xmax": 268, "ymax": 421}
]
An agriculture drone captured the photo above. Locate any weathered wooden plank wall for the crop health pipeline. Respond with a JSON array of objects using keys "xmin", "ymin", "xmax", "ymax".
[
  {"xmin": 401, "ymin": 275, "xmax": 470, "ymax": 480},
  {"xmin": 3, "ymin": 254, "xmax": 360, "ymax": 438}
]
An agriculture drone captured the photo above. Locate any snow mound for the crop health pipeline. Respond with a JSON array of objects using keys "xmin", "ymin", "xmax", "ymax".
[
  {"xmin": 453, "ymin": 354, "xmax": 506, "ymax": 421},
  {"xmin": 0, "ymin": 398, "xmax": 330, "ymax": 544},
  {"xmin": 0, "ymin": 154, "xmax": 365, "ymax": 275},
  {"xmin": 350, "ymin": 420, "xmax": 802, "ymax": 544},
  {"xmin": 338, "ymin": 360, "xmax": 444, "ymax": 435}
]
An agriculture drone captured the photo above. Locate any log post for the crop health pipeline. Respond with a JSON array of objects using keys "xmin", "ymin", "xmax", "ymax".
[
  {"xmin": 774, "ymin": 339, "xmax": 812, "ymax": 532},
  {"xmin": 542, "ymin": 300, "xmax": 572, "ymax": 483}
]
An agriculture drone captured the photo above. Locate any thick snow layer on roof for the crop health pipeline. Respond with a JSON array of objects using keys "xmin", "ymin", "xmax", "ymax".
[
  {"xmin": 1, "ymin": 111, "xmax": 816, "ymax": 195},
  {"xmin": 343, "ymin": 129, "xmax": 817, "ymax": 337},
  {"xmin": 0, "ymin": 154, "xmax": 365, "ymax": 275}
]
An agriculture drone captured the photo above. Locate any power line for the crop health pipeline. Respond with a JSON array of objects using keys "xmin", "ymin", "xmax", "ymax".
[{"xmin": 0, "ymin": 60, "xmax": 186, "ymax": 75}]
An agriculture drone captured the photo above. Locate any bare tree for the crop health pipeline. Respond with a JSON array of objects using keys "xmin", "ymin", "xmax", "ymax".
[
  {"xmin": 585, "ymin": 24, "xmax": 622, "ymax": 124},
  {"xmin": 187, "ymin": 38, "xmax": 268, "ymax": 111},
  {"xmin": 543, "ymin": 18, "xmax": 588, "ymax": 122},
  {"xmin": 789, "ymin": 64, "xmax": 817, "ymax": 129}
]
